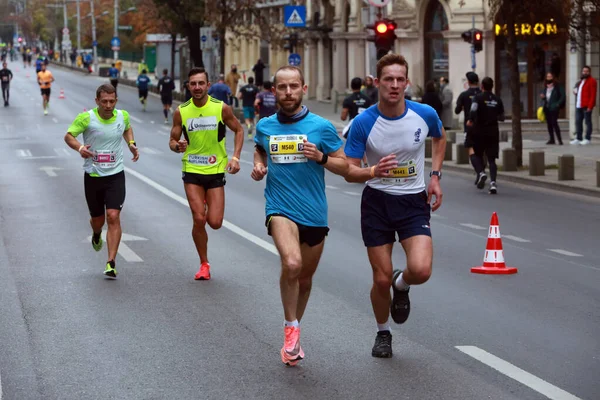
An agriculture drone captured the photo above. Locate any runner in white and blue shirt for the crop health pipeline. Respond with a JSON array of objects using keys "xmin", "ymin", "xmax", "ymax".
[{"xmin": 343, "ymin": 54, "xmax": 447, "ymax": 359}]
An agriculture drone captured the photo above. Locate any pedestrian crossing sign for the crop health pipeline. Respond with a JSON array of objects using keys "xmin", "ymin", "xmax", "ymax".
[{"xmin": 284, "ymin": 5, "xmax": 306, "ymax": 27}]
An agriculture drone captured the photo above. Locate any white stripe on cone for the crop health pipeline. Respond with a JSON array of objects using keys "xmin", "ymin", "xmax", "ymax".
[
  {"xmin": 484, "ymin": 250, "xmax": 505, "ymax": 263},
  {"xmin": 488, "ymin": 225, "xmax": 501, "ymax": 238}
]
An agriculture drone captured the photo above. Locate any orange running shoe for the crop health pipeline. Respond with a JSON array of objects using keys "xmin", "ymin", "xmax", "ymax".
[
  {"xmin": 194, "ymin": 262, "xmax": 211, "ymax": 280},
  {"xmin": 280, "ymin": 326, "xmax": 304, "ymax": 366}
]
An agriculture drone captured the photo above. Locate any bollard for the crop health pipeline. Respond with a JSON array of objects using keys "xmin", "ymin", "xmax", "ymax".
[
  {"xmin": 444, "ymin": 140, "xmax": 453, "ymax": 161},
  {"xmin": 447, "ymin": 130, "xmax": 457, "ymax": 143},
  {"xmin": 529, "ymin": 151, "xmax": 545, "ymax": 176},
  {"xmin": 558, "ymin": 155, "xmax": 575, "ymax": 181},
  {"xmin": 502, "ymin": 148, "xmax": 518, "ymax": 171},
  {"xmin": 456, "ymin": 143, "xmax": 469, "ymax": 164},
  {"xmin": 500, "ymin": 130, "xmax": 509, "ymax": 142},
  {"xmin": 597, "ymin": 161, "xmax": 600, "ymax": 187},
  {"xmin": 425, "ymin": 137, "xmax": 432, "ymax": 158}
]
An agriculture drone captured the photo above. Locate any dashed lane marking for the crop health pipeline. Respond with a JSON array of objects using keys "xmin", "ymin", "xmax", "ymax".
[
  {"xmin": 459, "ymin": 223, "xmax": 487, "ymax": 230},
  {"xmin": 548, "ymin": 249, "xmax": 583, "ymax": 257},
  {"xmin": 456, "ymin": 346, "xmax": 582, "ymax": 400},
  {"xmin": 503, "ymin": 235, "xmax": 531, "ymax": 243}
]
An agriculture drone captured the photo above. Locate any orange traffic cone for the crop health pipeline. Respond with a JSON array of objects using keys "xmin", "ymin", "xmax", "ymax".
[
  {"xmin": 59, "ymin": 88, "xmax": 65, "ymax": 99},
  {"xmin": 471, "ymin": 212, "xmax": 518, "ymax": 275}
]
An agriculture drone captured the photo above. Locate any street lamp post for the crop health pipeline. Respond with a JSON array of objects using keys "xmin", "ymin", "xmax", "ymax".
[
  {"xmin": 90, "ymin": 0, "xmax": 97, "ymax": 73},
  {"xmin": 113, "ymin": 0, "xmax": 119, "ymax": 60},
  {"xmin": 76, "ymin": 0, "xmax": 81, "ymax": 51}
]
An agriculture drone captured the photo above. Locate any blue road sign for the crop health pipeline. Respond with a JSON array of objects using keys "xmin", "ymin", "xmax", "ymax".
[
  {"xmin": 92, "ymin": 40, "xmax": 97, "ymax": 47},
  {"xmin": 201, "ymin": 35, "xmax": 207, "ymax": 42},
  {"xmin": 284, "ymin": 5, "xmax": 306, "ymax": 27},
  {"xmin": 288, "ymin": 53, "xmax": 301, "ymax": 66},
  {"xmin": 110, "ymin": 37, "xmax": 120, "ymax": 47}
]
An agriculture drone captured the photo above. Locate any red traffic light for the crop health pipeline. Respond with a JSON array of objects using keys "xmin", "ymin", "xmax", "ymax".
[
  {"xmin": 474, "ymin": 32, "xmax": 481, "ymax": 40},
  {"xmin": 376, "ymin": 22, "xmax": 388, "ymax": 34}
]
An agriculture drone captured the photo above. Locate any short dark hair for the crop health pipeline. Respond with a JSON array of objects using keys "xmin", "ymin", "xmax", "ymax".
[
  {"xmin": 583, "ymin": 65, "xmax": 592, "ymax": 72},
  {"xmin": 263, "ymin": 81, "xmax": 272, "ymax": 90},
  {"xmin": 248, "ymin": 77, "xmax": 254, "ymax": 84},
  {"xmin": 96, "ymin": 83, "xmax": 117, "ymax": 98},
  {"xmin": 111, "ymin": 63, "xmax": 115, "ymax": 67},
  {"xmin": 163, "ymin": 68, "xmax": 168, "ymax": 75},
  {"xmin": 142, "ymin": 69, "xmax": 147, "ymax": 74},
  {"xmin": 273, "ymin": 66, "xmax": 305, "ymax": 86},
  {"xmin": 350, "ymin": 77, "xmax": 363, "ymax": 90},
  {"xmin": 482, "ymin": 77, "xmax": 494, "ymax": 91},
  {"xmin": 376, "ymin": 53, "xmax": 409, "ymax": 80},
  {"xmin": 425, "ymin": 80, "xmax": 437, "ymax": 93},
  {"xmin": 188, "ymin": 66, "xmax": 209, "ymax": 81},
  {"xmin": 440, "ymin": 77, "xmax": 449, "ymax": 84}
]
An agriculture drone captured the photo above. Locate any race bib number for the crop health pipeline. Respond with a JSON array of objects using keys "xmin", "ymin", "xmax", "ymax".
[
  {"xmin": 93, "ymin": 150, "xmax": 116, "ymax": 168},
  {"xmin": 188, "ymin": 154, "xmax": 218, "ymax": 165},
  {"xmin": 380, "ymin": 159, "xmax": 417, "ymax": 185},
  {"xmin": 1, "ymin": 76, "xmax": 8, "ymax": 82},
  {"xmin": 269, "ymin": 135, "xmax": 307, "ymax": 164}
]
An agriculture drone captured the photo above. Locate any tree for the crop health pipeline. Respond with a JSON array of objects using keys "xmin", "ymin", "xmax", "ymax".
[{"xmin": 489, "ymin": 0, "xmax": 570, "ymax": 166}]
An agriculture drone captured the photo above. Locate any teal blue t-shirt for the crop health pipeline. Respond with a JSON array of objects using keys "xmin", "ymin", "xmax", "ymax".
[{"xmin": 254, "ymin": 112, "xmax": 343, "ymax": 227}]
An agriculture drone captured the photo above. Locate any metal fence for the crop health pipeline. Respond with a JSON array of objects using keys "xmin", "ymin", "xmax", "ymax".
[{"xmin": 96, "ymin": 47, "xmax": 143, "ymax": 62}]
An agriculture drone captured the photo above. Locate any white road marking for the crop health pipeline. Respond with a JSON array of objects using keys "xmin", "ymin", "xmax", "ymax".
[
  {"xmin": 129, "ymin": 115, "xmax": 143, "ymax": 123},
  {"xmin": 150, "ymin": 120, "xmax": 155, "ymax": 124},
  {"xmin": 52, "ymin": 117, "xmax": 58, "ymax": 123},
  {"xmin": 548, "ymin": 249, "xmax": 583, "ymax": 257},
  {"xmin": 343, "ymin": 191, "xmax": 361, "ymax": 196},
  {"xmin": 17, "ymin": 149, "xmax": 32, "ymax": 157},
  {"xmin": 39, "ymin": 166, "xmax": 63, "ymax": 177},
  {"xmin": 459, "ymin": 223, "xmax": 487, "ymax": 230},
  {"xmin": 326, "ymin": 185, "xmax": 339, "ymax": 190},
  {"xmin": 54, "ymin": 148, "xmax": 71, "ymax": 157},
  {"xmin": 161, "ymin": 126, "xmax": 171, "ymax": 131},
  {"xmin": 84, "ymin": 232, "xmax": 147, "ymax": 262},
  {"xmin": 139, "ymin": 147, "xmax": 162, "ymax": 155},
  {"xmin": 456, "ymin": 346, "xmax": 582, "ymax": 400},
  {"xmin": 124, "ymin": 167, "xmax": 278, "ymax": 256},
  {"xmin": 430, "ymin": 213, "xmax": 445, "ymax": 219},
  {"xmin": 503, "ymin": 235, "xmax": 531, "ymax": 243}
]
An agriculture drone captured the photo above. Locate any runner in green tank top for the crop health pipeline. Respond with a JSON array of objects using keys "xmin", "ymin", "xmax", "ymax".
[
  {"xmin": 64, "ymin": 84, "xmax": 140, "ymax": 279},
  {"xmin": 169, "ymin": 67, "xmax": 244, "ymax": 280}
]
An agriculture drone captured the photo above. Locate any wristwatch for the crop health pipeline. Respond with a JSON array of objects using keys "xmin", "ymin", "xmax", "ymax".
[
  {"xmin": 317, "ymin": 153, "xmax": 329, "ymax": 165},
  {"xmin": 430, "ymin": 171, "xmax": 442, "ymax": 180}
]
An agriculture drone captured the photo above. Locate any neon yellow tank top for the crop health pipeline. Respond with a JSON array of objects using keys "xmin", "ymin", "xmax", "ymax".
[{"xmin": 179, "ymin": 96, "xmax": 227, "ymax": 174}]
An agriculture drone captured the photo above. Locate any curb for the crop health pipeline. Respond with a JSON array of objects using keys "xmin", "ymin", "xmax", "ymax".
[{"xmin": 425, "ymin": 160, "xmax": 600, "ymax": 199}]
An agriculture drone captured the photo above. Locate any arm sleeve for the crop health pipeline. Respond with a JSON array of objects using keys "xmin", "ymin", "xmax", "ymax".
[
  {"xmin": 122, "ymin": 110, "xmax": 131, "ymax": 130},
  {"xmin": 497, "ymin": 99, "xmax": 505, "ymax": 122},
  {"xmin": 344, "ymin": 116, "xmax": 368, "ymax": 158},
  {"xmin": 319, "ymin": 121, "xmax": 343, "ymax": 154},
  {"xmin": 254, "ymin": 119, "xmax": 265, "ymax": 148},
  {"xmin": 591, "ymin": 79, "xmax": 598, "ymax": 108},
  {"xmin": 470, "ymin": 97, "xmax": 479, "ymax": 123},
  {"xmin": 423, "ymin": 107, "xmax": 443, "ymax": 138},
  {"xmin": 342, "ymin": 97, "xmax": 352, "ymax": 110},
  {"xmin": 455, "ymin": 93, "xmax": 463, "ymax": 114},
  {"xmin": 67, "ymin": 112, "xmax": 90, "ymax": 137}
]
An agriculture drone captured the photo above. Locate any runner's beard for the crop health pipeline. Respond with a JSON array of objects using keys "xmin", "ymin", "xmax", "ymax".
[{"xmin": 278, "ymin": 97, "xmax": 302, "ymax": 114}]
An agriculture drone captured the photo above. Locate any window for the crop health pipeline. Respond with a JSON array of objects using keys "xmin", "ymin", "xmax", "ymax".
[{"xmin": 424, "ymin": 0, "xmax": 449, "ymax": 83}]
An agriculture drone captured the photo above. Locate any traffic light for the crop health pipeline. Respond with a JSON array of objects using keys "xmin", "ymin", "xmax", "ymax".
[
  {"xmin": 461, "ymin": 30, "xmax": 472, "ymax": 43},
  {"xmin": 472, "ymin": 29, "xmax": 483, "ymax": 52},
  {"xmin": 283, "ymin": 32, "xmax": 298, "ymax": 54},
  {"xmin": 367, "ymin": 19, "xmax": 397, "ymax": 60}
]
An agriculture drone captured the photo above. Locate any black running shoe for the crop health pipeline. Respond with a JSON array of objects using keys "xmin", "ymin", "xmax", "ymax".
[
  {"xmin": 391, "ymin": 269, "xmax": 411, "ymax": 324},
  {"xmin": 476, "ymin": 172, "xmax": 487, "ymax": 189},
  {"xmin": 371, "ymin": 330, "xmax": 393, "ymax": 358}
]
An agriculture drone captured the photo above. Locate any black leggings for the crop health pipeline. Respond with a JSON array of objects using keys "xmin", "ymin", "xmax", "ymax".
[
  {"xmin": 545, "ymin": 109, "xmax": 562, "ymax": 143},
  {"xmin": 470, "ymin": 154, "xmax": 497, "ymax": 182},
  {"xmin": 1, "ymin": 84, "xmax": 8, "ymax": 102}
]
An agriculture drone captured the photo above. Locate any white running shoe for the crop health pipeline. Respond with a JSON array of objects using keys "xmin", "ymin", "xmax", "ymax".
[
  {"xmin": 570, "ymin": 139, "xmax": 580, "ymax": 145},
  {"xmin": 580, "ymin": 139, "xmax": 590, "ymax": 145}
]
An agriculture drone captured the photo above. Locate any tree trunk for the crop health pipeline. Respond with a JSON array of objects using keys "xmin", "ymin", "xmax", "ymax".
[
  {"xmin": 219, "ymin": 26, "xmax": 226, "ymax": 74},
  {"xmin": 505, "ymin": 5, "xmax": 523, "ymax": 166},
  {"xmin": 170, "ymin": 32, "xmax": 176, "ymax": 80},
  {"xmin": 186, "ymin": 22, "xmax": 204, "ymax": 67}
]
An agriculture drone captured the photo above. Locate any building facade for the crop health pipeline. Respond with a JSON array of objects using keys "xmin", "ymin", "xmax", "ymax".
[{"xmin": 225, "ymin": 0, "xmax": 599, "ymax": 129}]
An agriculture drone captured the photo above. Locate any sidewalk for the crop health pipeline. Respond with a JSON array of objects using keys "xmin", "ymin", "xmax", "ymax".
[{"xmin": 303, "ymin": 99, "xmax": 600, "ymax": 198}]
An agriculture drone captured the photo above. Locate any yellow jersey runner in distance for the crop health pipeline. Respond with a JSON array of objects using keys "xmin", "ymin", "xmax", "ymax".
[
  {"xmin": 169, "ymin": 67, "xmax": 244, "ymax": 281},
  {"xmin": 179, "ymin": 95, "xmax": 228, "ymax": 174}
]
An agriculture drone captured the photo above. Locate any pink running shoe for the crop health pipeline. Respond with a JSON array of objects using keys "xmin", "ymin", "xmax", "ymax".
[
  {"xmin": 194, "ymin": 262, "xmax": 211, "ymax": 280},
  {"xmin": 280, "ymin": 326, "xmax": 304, "ymax": 366}
]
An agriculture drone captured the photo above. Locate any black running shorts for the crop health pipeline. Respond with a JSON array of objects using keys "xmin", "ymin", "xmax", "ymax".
[
  {"xmin": 266, "ymin": 214, "xmax": 329, "ymax": 247},
  {"xmin": 84, "ymin": 170, "xmax": 126, "ymax": 217},
  {"xmin": 40, "ymin": 88, "xmax": 51, "ymax": 97},
  {"xmin": 182, "ymin": 172, "xmax": 226, "ymax": 190},
  {"xmin": 360, "ymin": 186, "xmax": 431, "ymax": 247},
  {"xmin": 138, "ymin": 89, "xmax": 148, "ymax": 99},
  {"xmin": 473, "ymin": 135, "xmax": 499, "ymax": 159},
  {"xmin": 161, "ymin": 94, "xmax": 173, "ymax": 105}
]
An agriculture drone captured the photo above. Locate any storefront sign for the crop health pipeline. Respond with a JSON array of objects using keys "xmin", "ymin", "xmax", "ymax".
[
  {"xmin": 433, "ymin": 58, "xmax": 449, "ymax": 72},
  {"xmin": 495, "ymin": 23, "xmax": 558, "ymax": 36}
]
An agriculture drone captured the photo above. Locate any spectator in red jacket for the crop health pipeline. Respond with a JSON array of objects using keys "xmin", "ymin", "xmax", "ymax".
[{"xmin": 572, "ymin": 65, "xmax": 597, "ymax": 145}]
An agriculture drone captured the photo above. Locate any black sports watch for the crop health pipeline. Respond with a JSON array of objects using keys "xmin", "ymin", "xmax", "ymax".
[
  {"xmin": 317, "ymin": 153, "xmax": 329, "ymax": 165},
  {"xmin": 430, "ymin": 171, "xmax": 442, "ymax": 180}
]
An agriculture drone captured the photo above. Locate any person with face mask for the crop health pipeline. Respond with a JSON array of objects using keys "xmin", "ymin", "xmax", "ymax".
[
  {"xmin": 572, "ymin": 66, "xmax": 597, "ymax": 145},
  {"xmin": 540, "ymin": 72, "xmax": 565, "ymax": 145}
]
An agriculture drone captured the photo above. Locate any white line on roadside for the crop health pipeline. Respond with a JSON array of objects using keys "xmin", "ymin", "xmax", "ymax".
[
  {"xmin": 129, "ymin": 115, "xmax": 143, "ymax": 123},
  {"xmin": 52, "ymin": 117, "xmax": 58, "ymax": 123},
  {"xmin": 150, "ymin": 121, "xmax": 155, "ymax": 124},
  {"xmin": 343, "ymin": 191, "xmax": 361, "ymax": 196},
  {"xmin": 17, "ymin": 149, "xmax": 32, "ymax": 158},
  {"xmin": 161, "ymin": 126, "xmax": 171, "ymax": 131},
  {"xmin": 459, "ymin": 223, "xmax": 487, "ymax": 230},
  {"xmin": 124, "ymin": 167, "xmax": 278, "ymax": 255},
  {"xmin": 503, "ymin": 235, "xmax": 531, "ymax": 243},
  {"xmin": 54, "ymin": 148, "xmax": 71, "ymax": 157},
  {"xmin": 139, "ymin": 147, "xmax": 162, "ymax": 155},
  {"xmin": 456, "ymin": 346, "xmax": 582, "ymax": 400},
  {"xmin": 548, "ymin": 249, "xmax": 583, "ymax": 257}
]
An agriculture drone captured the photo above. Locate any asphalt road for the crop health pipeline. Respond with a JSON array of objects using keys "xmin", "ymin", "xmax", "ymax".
[{"xmin": 0, "ymin": 64, "xmax": 598, "ymax": 400}]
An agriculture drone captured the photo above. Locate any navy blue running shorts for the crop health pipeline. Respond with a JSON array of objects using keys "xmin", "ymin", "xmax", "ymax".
[{"xmin": 360, "ymin": 185, "xmax": 431, "ymax": 247}]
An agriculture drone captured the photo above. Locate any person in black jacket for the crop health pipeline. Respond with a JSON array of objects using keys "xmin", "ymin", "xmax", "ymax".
[
  {"xmin": 540, "ymin": 71, "xmax": 565, "ymax": 145},
  {"xmin": 421, "ymin": 80, "xmax": 442, "ymax": 119},
  {"xmin": 455, "ymin": 72, "xmax": 482, "ymax": 177},
  {"xmin": 468, "ymin": 77, "xmax": 504, "ymax": 195}
]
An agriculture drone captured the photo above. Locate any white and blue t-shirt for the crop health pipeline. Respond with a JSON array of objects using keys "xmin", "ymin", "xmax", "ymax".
[
  {"xmin": 255, "ymin": 113, "xmax": 343, "ymax": 227},
  {"xmin": 345, "ymin": 100, "xmax": 442, "ymax": 195}
]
